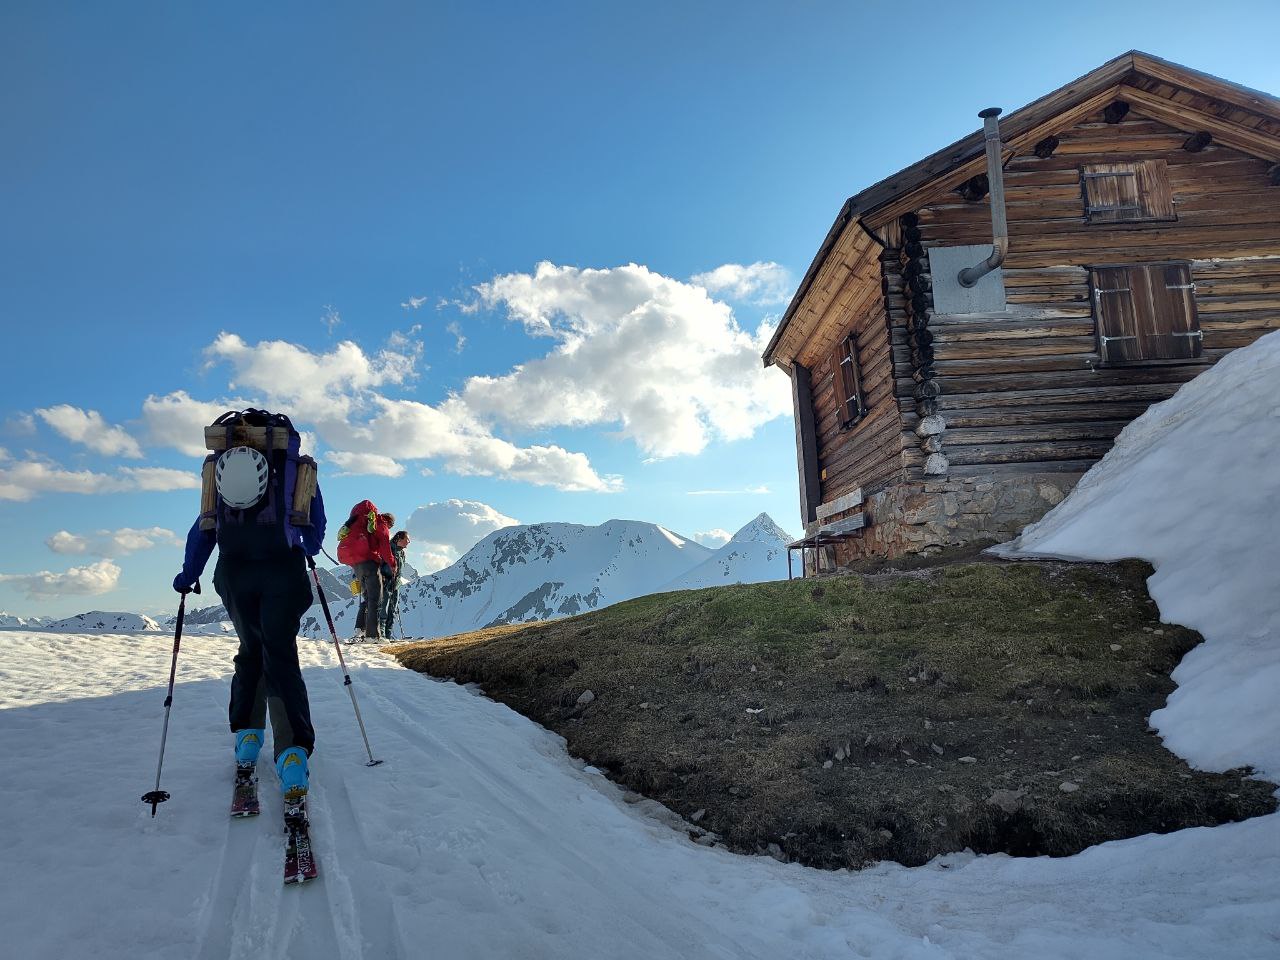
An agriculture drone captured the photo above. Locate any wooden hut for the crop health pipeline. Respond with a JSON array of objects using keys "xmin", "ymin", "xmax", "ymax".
[{"xmin": 764, "ymin": 51, "xmax": 1280, "ymax": 568}]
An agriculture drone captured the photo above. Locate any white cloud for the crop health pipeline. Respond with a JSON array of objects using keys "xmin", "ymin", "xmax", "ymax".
[
  {"xmin": 118, "ymin": 466, "xmax": 201, "ymax": 492},
  {"xmin": 446, "ymin": 320, "xmax": 466, "ymax": 353},
  {"xmin": 142, "ymin": 391, "xmax": 250, "ymax": 457},
  {"xmin": 401, "ymin": 296, "xmax": 429, "ymax": 310},
  {"xmin": 464, "ymin": 262, "xmax": 792, "ymax": 458},
  {"xmin": 46, "ymin": 527, "xmax": 181, "ymax": 557},
  {"xmin": 693, "ymin": 528, "xmax": 733, "ymax": 547},
  {"xmin": 690, "ymin": 261, "xmax": 793, "ymax": 305},
  {"xmin": 0, "ymin": 559, "xmax": 121, "ymax": 599},
  {"xmin": 204, "ymin": 332, "xmax": 421, "ymax": 424},
  {"xmin": 35, "ymin": 405, "xmax": 143, "ymax": 458},
  {"xmin": 687, "ymin": 485, "xmax": 771, "ymax": 496},
  {"xmin": 406, "ymin": 499, "xmax": 520, "ymax": 573},
  {"xmin": 322, "ymin": 305, "xmax": 342, "ymax": 334},
  {"xmin": 326, "ymin": 451, "xmax": 406, "ymax": 478},
  {"xmin": 0, "ymin": 458, "xmax": 198, "ymax": 501}
]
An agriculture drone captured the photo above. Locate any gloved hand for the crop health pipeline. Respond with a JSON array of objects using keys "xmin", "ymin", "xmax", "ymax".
[
  {"xmin": 172, "ymin": 574, "xmax": 200, "ymax": 595},
  {"xmin": 380, "ymin": 563, "xmax": 394, "ymax": 581}
]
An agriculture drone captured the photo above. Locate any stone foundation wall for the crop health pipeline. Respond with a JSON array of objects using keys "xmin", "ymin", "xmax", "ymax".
[{"xmin": 833, "ymin": 473, "xmax": 1082, "ymax": 564}]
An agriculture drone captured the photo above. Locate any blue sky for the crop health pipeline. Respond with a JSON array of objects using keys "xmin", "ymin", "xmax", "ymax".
[{"xmin": 2, "ymin": 1, "xmax": 1278, "ymax": 618}]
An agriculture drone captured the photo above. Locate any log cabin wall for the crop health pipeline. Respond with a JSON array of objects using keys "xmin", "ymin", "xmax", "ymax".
[
  {"xmin": 889, "ymin": 106, "xmax": 1280, "ymax": 480},
  {"xmin": 780, "ymin": 222, "xmax": 907, "ymax": 533}
]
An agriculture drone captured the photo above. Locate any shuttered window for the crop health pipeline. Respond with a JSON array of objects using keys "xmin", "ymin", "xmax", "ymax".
[
  {"xmin": 1091, "ymin": 263, "xmax": 1202, "ymax": 365},
  {"xmin": 831, "ymin": 333, "xmax": 865, "ymax": 429},
  {"xmin": 1081, "ymin": 160, "xmax": 1176, "ymax": 223}
]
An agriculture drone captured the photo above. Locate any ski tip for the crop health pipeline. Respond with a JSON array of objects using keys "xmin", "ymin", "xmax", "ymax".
[{"xmin": 366, "ymin": 758, "xmax": 385, "ymax": 767}]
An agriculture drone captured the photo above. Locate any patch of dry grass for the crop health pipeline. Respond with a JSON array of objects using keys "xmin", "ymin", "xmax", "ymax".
[{"xmin": 392, "ymin": 556, "xmax": 1276, "ymax": 869}]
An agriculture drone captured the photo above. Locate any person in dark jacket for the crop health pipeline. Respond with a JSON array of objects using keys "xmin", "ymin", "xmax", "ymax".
[
  {"xmin": 172, "ymin": 419, "xmax": 326, "ymax": 799},
  {"xmin": 381, "ymin": 529, "xmax": 410, "ymax": 638}
]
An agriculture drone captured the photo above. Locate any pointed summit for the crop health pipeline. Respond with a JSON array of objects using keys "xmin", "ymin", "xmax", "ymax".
[{"xmin": 729, "ymin": 513, "xmax": 794, "ymax": 545}]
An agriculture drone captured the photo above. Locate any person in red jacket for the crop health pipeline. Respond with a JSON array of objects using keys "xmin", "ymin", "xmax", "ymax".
[{"xmin": 336, "ymin": 502, "xmax": 395, "ymax": 640}]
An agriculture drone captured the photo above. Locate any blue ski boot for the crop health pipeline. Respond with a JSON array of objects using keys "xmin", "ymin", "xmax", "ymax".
[
  {"xmin": 235, "ymin": 728, "xmax": 266, "ymax": 766},
  {"xmin": 276, "ymin": 747, "xmax": 309, "ymax": 800}
]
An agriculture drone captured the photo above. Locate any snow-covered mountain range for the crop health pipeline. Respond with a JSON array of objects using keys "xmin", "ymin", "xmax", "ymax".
[
  {"xmin": 45, "ymin": 611, "xmax": 161, "ymax": 633},
  {"xmin": 301, "ymin": 513, "xmax": 793, "ymax": 641},
  {"xmin": 0, "ymin": 612, "xmax": 52, "ymax": 629},
  {"xmin": 2, "ymin": 514, "xmax": 792, "ymax": 640},
  {"xmin": 659, "ymin": 514, "xmax": 794, "ymax": 592}
]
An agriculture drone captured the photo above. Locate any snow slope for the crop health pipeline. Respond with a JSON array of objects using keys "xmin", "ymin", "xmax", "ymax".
[
  {"xmin": 998, "ymin": 329, "xmax": 1280, "ymax": 779},
  {"xmin": 0, "ymin": 611, "xmax": 50, "ymax": 629},
  {"xmin": 659, "ymin": 513, "xmax": 794, "ymax": 592},
  {"xmin": 44, "ymin": 611, "xmax": 161, "ymax": 633},
  {"xmin": 2, "ymin": 628, "xmax": 1277, "ymax": 960},
  {"xmin": 302, "ymin": 519, "xmax": 715, "ymax": 640}
]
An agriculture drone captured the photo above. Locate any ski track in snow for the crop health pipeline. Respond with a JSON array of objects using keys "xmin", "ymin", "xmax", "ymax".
[{"xmin": 1, "ymin": 629, "xmax": 1278, "ymax": 960}]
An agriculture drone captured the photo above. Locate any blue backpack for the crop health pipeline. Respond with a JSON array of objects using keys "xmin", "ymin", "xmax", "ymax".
[{"xmin": 198, "ymin": 409, "xmax": 318, "ymax": 559}]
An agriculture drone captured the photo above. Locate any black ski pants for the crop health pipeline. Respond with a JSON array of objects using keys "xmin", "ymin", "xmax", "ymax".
[
  {"xmin": 215, "ymin": 552, "xmax": 316, "ymax": 759},
  {"xmin": 353, "ymin": 560, "xmax": 384, "ymax": 639}
]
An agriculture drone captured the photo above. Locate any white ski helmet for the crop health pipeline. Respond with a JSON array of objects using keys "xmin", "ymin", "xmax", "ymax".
[{"xmin": 215, "ymin": 446, "xmax": 269, "ymax": 509}]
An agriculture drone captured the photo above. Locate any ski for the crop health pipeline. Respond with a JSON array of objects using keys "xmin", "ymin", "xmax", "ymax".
[
  {"xmin": 230, "ymin": 763, "xmax": 260, "ymax": 818},
  {"xmin": 283, "ymin": 796, "xmax": 318, "ymax": 884}
]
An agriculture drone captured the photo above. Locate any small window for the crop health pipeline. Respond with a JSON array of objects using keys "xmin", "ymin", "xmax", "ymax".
[
  {"xmin": 831, "ymin": 333, "xmax": 866, "ymax": 429},
  {"xmin": 1091, "ymin": 263, "xmax": 1202, "ymax": 365},
  {"xmin": 1081, "ymin": 160, "xmax": 1176, "ymax": 223}
]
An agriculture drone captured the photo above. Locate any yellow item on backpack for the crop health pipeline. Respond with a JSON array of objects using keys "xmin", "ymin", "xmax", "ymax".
[{"xmin": 350, "ymin": 579, "xmax": 362, "ymax": 596}]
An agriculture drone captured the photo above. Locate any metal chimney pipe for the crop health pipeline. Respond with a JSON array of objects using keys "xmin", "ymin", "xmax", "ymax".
[{"xmin": 958, "ymin": 107, "xmax": 1008, "ymax": 288}]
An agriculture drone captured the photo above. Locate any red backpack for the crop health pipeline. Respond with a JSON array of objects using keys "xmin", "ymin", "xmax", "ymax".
[{"xmin": 337, "ymin": 500, "xmax": 381, "ymax": 567}]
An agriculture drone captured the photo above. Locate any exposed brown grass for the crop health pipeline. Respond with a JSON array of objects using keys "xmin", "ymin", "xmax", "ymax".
[{"xmin": 390, "ymin": 554, "xmax": 1276, "ymax": 869}]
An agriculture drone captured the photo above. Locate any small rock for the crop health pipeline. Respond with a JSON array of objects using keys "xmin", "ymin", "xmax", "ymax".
[
  {"xmin": 924, "ymin": 720, "xmax": 933, "ymax": 730},
  {"xmin": 959, "ymin": 756, "xmax": 978, "ymax": 764},
  {"xmin": 690, "ymin": 808, "xmax": 706, "ymax": 822},
  {"xmin": 931, "ymin": 743, "xmax": 944, "ymax": 756},
  {"xmin": 745, "ymin": 707, "xmax": 764, "ymax": 715},
  {"xmin": 937, "ymin": 784, "xmax": 955, "ymax": 793},
  {"xmin": 877, "ymin": 828, "xmax": 894, "ymax": 841},
  {"xmin": 728, "ymin": 786, "xmax": 741, "ymax": 796},
  {"xmin": 639, "ymin": 702, "xmax": 650, "ymax": 709},
  {"xmin": 693, "ymin": 833, "xmax": 717, "ymax": 847},
  {"xmin": 822, "ymin": 760, "xmax": 833, "ymax": 770},
  {"xmin": 576, "ymin": 690, "xmax": 596, "ymax": 706},
  {"xmin": 1153, "ymin": 629, "xmax": 1165, "ymax": 636},
  {"xmin": 750, "ymin": 665, "xmax": 757, "ymax": 673},
  {"xmin": 1142, "ymin": 627, "xmax": 1153, "ymax": 633},
  {"xmin": 766, "ymin": 843, "xmax": 785, "ymax": 861},
  {"xmin": 835, "ymin": 747, "xmax": 846, "ymax": 761},
  {"xmin": 987, "ymin": 788, "xmax": 1025, "ymax": 814},
  {"xmin": 1071, "ymin": 755, "xmax": 1081, "ymax": 761},
  {"xmin": 1059, "ymin": 781, "xmax": 1080, "ymax": 793},
  {"xmin": 906, "ymin": 758, "xmax": 918, "ymax": 766},
  {"xmin": 1109, "ymin": 644, "xmax": 1122, "ymax": 652}
]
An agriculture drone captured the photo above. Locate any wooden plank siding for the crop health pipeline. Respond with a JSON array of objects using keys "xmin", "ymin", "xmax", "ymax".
[
  {"xmin": 788, "ymin": 225, "xmax": 907, "ymax": 506},
  {"xmin": 885, "ymin": 106, "xmax": 1280, "ymax": 478}
]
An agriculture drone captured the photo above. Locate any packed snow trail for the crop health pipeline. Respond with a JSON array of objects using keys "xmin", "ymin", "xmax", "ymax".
[{"xmin": 1, "ymin": 630, "xmax": 1278, "ymax": 959}]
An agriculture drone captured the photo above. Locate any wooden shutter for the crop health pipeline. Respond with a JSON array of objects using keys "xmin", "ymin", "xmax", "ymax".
[
  {"xmin": 831, "ymin": 341, "xmax": 851, "ymax": 429},
  {"xmin": 831, "ymin": 334, "xmax": 865, "ymax": 429},
  {"xmin": 1092, "ymin": 263, "xmax": 1201, "ymax": 364},
  {"xmin": 1082, "ymin": 160, "xmax": 1175, "ymax": 223}
]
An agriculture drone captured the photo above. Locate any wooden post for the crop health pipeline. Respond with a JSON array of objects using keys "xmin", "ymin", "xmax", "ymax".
[{"xmin": 791, "ymin": 363, "xmax": 821, "ymax": 527}]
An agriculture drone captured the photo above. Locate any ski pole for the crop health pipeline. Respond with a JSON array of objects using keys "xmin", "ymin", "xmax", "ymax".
[
  {"xmin": 308, "ymin": 555, "xmax": 383, "ymax": 767},
  {"xmin": 142, "ymin": 581, "xmax": 199, "ymax": 816}
]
